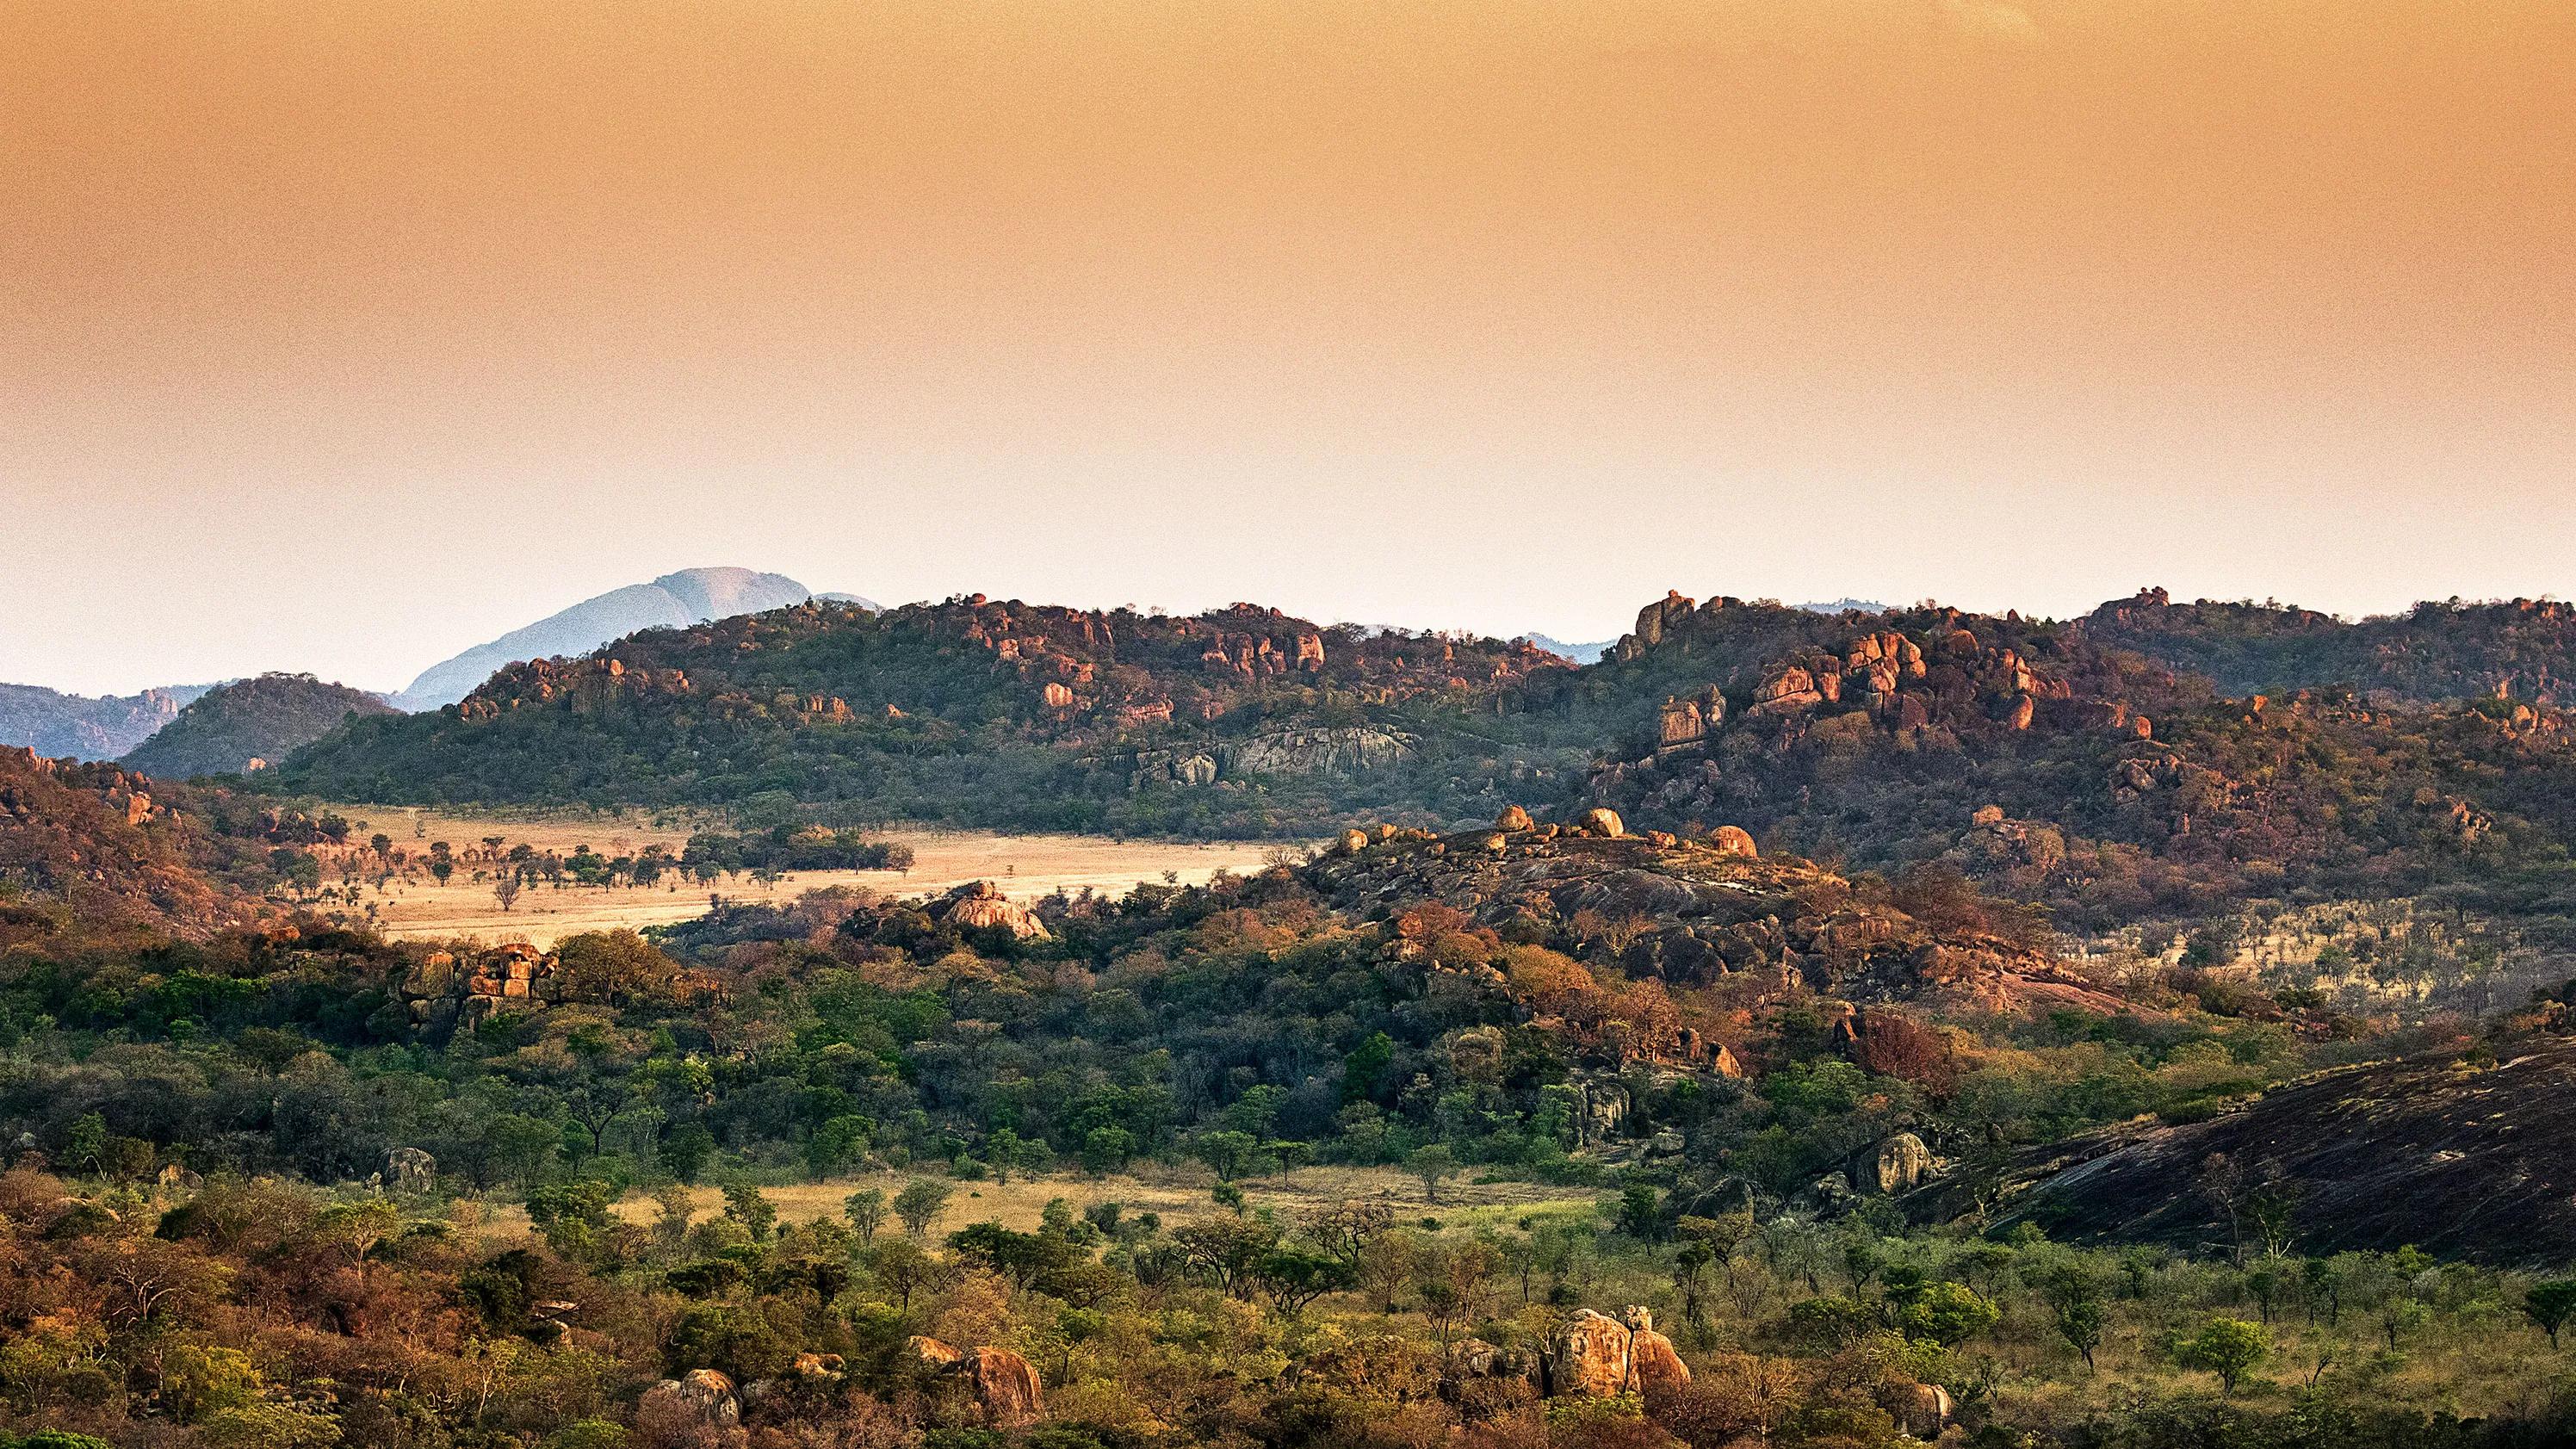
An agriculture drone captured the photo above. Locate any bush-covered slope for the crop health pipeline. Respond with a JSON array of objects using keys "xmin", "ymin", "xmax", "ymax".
[
  {"xmin": 269, "ymin": 588, "xmax": 2576, "ymax": 932},
  {"xmin": 121, "ymin": 673, "xmax": 395, "ymax": 779},
  {"xmin": 1576, "ymin": 592, "xmax": 2576, "ymax": 929},
  {"xmin": 0, "ymin": 680, "xmax": 208, "ymax": 759},
  {"xmin": 276, "ymin": 597, "xmax": 1580, "ymax": 834},
  {"xmin": 2081, "ymin": 586, "xmax": 2576, "ymax": 703},
  {"xmin": 0, "ymin": 747, "xmax": 269, "ymax": 944}
]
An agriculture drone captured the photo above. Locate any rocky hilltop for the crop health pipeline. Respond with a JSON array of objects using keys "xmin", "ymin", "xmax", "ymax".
[
  {"xmin": 121, "ymin": 672, "xmax": 396, "ymax": 779},
  {"xmin": 276, "ymin": 595, "xmax": 1573, "ymax": 835},
  {"xmin": 1947, "ymin": 1037, "xmax": 2576, "ymax": 1266},
  {"xmin": 0, "ymin": 680, "xmax": 212, "ymax": 759},
  {"xmin": 390, "ymin": 567, "xmax": 845, "ymax": 710},
  {"xmin": 1575, "ymin": 590, "xmax": 2576, "ymax": 930},
  {"xmin": 2081, "ymin": 586, "xmax": 2576, "ymax": 703},
  {"xmin": 0, "ymin": 747, "xmax": 264, "ymax": 942}
]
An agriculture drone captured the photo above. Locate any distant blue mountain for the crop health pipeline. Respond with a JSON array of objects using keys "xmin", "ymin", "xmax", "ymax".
[{"xmin": 391, "ymin": 567, "xmax": 877, "ymax": 711}]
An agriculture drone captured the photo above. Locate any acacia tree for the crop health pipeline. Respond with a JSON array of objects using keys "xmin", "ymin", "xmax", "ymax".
[
  {"xmin": 843, "ymin": 1188, "xmax": 888, "ymax": 1245},
  {"xmin": 894, "ymin": 1179, "xmax": 951, "ymax": 1236},
  {"xmin": 1409, "ymin": 1144, "xmax": 1458, "ymax": 1204}
]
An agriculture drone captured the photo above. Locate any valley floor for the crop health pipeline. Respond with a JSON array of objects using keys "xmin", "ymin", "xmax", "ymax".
[
  {"xmin": 313, "ymin": 802, "xmax": 1290, "ymax": 946},
  {"xmin": 477, "ymin": 1164, "xmax": 1608, "ymax": 1244}
]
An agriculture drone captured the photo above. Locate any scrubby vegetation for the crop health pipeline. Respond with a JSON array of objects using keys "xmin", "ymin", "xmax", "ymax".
[
  {"xmin": 121, "ymin": 675, "xmax": 395, "ymax": 781},
  {"xmin": 23, "ymin": 587, "xmax": 2576, "ymax": 1446},
  {"xmin": 14, "ymin": 800, "xmax": 2576, "ymax": 1447}
]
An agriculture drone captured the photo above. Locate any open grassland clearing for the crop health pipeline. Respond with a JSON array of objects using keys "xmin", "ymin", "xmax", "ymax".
[
  {"xmin": 476, "ymin": 1163, "xmax": 1608, "ymax": 1242},
  {"xmin": 304, "ymin": 802, "xmax": 1289, "ymax": 946}
]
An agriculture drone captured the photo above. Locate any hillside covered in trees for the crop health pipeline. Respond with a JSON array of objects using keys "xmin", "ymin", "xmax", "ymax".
[
  {"xmin": 6, "ymin": 778, "xmax": 2576, "ymax": 1449},
  {"xmin": 268, "ymin": 591, "xmax": 2576, "ymax": 938},
  {"xmin": 122, "ymin": 673, "xmax": 396, "ymax": 780},
  {"xmin": 274, "ymin": 598, "xmax": 1582, "ymax": 836}
]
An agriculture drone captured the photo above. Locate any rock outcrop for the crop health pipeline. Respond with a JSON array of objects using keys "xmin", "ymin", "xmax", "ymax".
[
  {"xmin": 1624, "ymin": 1307, "xmax": 1691, "ymax": 1395},
  {"xmin": 641, "ymin": 1369, "xmax": 740, "ymax": 1429},
  {"xmin": 967, "ymin": 1347, "xmax": 1043, "ymax": 1426},
  {"xmin": 937, "ymin": 881, "xmax": 1050, "ymax": 940},
  {"xmin": 384, "ymin": 1147, "xmax": 436, "ymax": 1193},
  {"xmin": 907, "ymin": 1336, "xmax": 1041, "ymax": 1424},
  {"xmin": 1880, "ymin": 1381, "xmax": 1952, "ymax": 1438},
  {"xmin": 1542, "ymin": 1310, "xmax": 1632, "ymax": 1397},
  {"xmin": 1850, "ymin": 1132, "xmax": 1935, "ymax": 1194}
]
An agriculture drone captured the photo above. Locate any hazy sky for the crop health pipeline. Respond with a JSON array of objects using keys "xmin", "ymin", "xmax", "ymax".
[{"xmin": 5, "ymin": 0, "xmax": 2572, "ymax": 696}]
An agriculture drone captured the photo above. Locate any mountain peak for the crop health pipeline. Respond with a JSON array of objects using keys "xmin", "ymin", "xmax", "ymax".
[{"xmin": 390, "ymin": 567, "xmax": 873, "ymax": 711}]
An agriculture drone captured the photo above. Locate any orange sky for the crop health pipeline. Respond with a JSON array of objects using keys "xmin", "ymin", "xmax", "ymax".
[{"xmin": 4, "ymin": 0, "xmax": 2572, "ymax": 694}]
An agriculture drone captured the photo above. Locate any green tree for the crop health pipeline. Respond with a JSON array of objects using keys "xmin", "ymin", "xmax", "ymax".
[
  {"xmin": 843, "ymin": 1187, "xmax": 889, "ymax": 1244},
  {"xmin": 1899, "ymin": 1281, "xmax": 2003, "ymax": 1347},
  {"xmin": 660, "ymin": 1123, "xmax": 716, "ymax": 1183},
  {"xmin": 1409, "ymin": 1143, "xmax": 1458, "ymax": 1204},
  {"xmin": 2174, "ymin": 1316, "xmax": 2270, "ymax": 1396},
  {"xmin": 721, "ymin": 1183, "xmax": 777, "ymax": 1242},
  {"xmin": 895, "ymin": 1178, "xmax": 951, "ymax": 1236},
  {"xmin": 2043, "ymin": 1266, "xmax": 2107, "ymax": 1372},
  {"xmin": 1081, "ymin": 1127, "xmax": 1135, "ymax": 1176},
  {"xmin": 1192, "ymin": 1130, "xmax": 1258, "ymax": 1183},
  {"xmin": 2528, "ymin": 1280, "xmax": 2576, "ymax": 1347}
]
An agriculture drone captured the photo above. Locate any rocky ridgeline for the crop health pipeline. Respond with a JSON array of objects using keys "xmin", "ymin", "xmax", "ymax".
[
  {"xmin": 393, "ymin": 940, "xmax": 731, "ymax": 1032},
  {"xmin": 1302, "ymin": 804, "xmax": 2116, "ymax": 1025},
  {"xmin": 440, "ymin": 595, "xmax": 1564, "ymax": 745},
  {"xmin": 0, "ymin": 746, "xmax": 258, "ymax": 939}
]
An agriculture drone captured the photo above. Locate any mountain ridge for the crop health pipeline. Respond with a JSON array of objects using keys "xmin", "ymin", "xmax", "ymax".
[{"xmin": 387, "ymin": 566, "xmax": 869, "ymax": 710}]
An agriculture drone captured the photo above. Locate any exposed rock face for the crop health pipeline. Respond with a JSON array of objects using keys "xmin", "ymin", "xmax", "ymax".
[
  {"xmin": 1656, "ymin": 689, "xmax": 1726, "ymax": 754},
  {"xmin": 1042, "ymin": 682, "xmax": 1075, "ymax": 709},
  {"xmin": 1574, "ymin": 807, "xmax": 1625, "ymax": 839},
  {"xmin": 907, "ymin": 1337, "xmax": 1041, "ymax": 1424},
  {"xmin": 939, "ymin": 881, "xmax": 1050, "ymax": 940},
  {"xmin": 1750, "ymin": 665, "xmax": 1829, "ymax": 715},
  {"xmin": 385, "ymin": 1147, "xmax": 436, "ymax": 1193},
  {"xmin": 908, "ymin": 1335, "xmax": 965, "ymax": 1370},
  {"xmin": 1224, "ymin": 727, "xmax": 1412, "ymax": 777},
  {"xmin": 1623, "ymin": 1307, "xmax": 1691, "ymax": 1395},
  {"xmin": 967, "ymin": 1346, "xmax": 1043, "ymax": 1425},
  {"xmin": 641, "ymin": 1369, "xmax": 740, "ymax": 1428},
  {"xmin": 1543, "ymin": 1310, "xmax": 1632, "ymax": 1397},
  {"xmin": 1852, "ymin": 1132, "xmax": 1935, "ymax": 1194},
  {"xmin": 1496, "ymin": 805, "xmax": 1534, "ymax": 832},
  {"xmin": 1711, "ymin": 825, "xmax": 1758, "ymax": 858},
  {"xmin": 1880, "ymin": 1381, "xmax": 1952, "ymax": 1437},
  {"xmin": 1567, "ymin": 1074, "xmax": 1632, "ymax": 1145}
]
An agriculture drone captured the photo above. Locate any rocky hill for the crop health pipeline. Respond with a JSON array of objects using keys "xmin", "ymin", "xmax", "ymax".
[
  {"xmin": 2081, "ymin": 586, "xmax": 2576, "ymax": 703},
  {"xmin": 121, "ymin": 673, "xmax": 396, "ymax": 778},
  {"xmin": 0, "ymin": 747, "xmax": 264, "ymax": 943},
  {"xmin": 266, "ymin": 585, "xmax": 2576, "ymax": 936},
  {"xmin": 1300, "ymin": 813, "xmax": 2119, "ymax": 1034},
  {"xmin": 1949, "ymin": 1037, "xmax": 2576, "ymax": 1267},
  {"xmin": 1574, "ymin": 591, "xmax": 2576, "ymax": 929},
  {"xmin": 276, "ymin": 595, "xmax": 1576, "ymax": 834},
  {"xmin": 390, "ymin": 566, "xmax": 846, "ymax": 710},
  {"xmin": 0, "ymin": 680, "xmax": 212, "ymax": 759}
]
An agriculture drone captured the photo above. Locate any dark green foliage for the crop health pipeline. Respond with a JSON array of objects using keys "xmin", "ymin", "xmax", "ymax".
[{"xmin": 122, "ymin": 672, "xmax": 395, "ymax": 780}]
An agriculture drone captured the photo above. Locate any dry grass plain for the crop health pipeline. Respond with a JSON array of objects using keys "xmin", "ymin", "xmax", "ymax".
[
  {"xmin": 475, "ymin": 1163, "xmax": 1607, "ymax": 1243},
  {"xmin": 316, "ymin": 803, "xmax": 1289, "ymax": 947}
]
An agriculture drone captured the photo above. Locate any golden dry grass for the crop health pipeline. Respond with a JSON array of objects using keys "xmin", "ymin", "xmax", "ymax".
[
  {"xmin": 313, "ymin": 803, "xmax": 1289, "ymax": 948},
  {"xmin": 477, "ymin": 1164, "xmax": 1607, "ymax": 1242}
]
